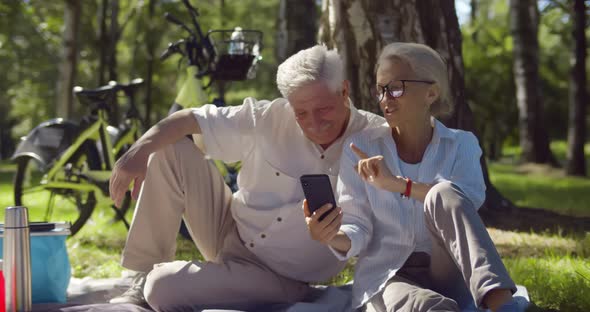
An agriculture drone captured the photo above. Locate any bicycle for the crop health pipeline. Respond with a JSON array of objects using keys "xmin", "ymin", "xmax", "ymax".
[
  {"xmin": 11, "ymin": 0, "xmax": 263, "ymax": 237},
  {"xmin": 161, "ymin": 0, "xmax": 263, "ymax": 192},
  {"xmin": 160, "ymin": 0, "xmax": 263, "ymax": 238},
  {"xmin": 11, "ymin": 79, "xmax": 144, "ymax": 235}
]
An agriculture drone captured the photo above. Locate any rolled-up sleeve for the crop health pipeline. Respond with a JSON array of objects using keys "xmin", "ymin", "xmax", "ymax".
[
  {"xmin": 445, "ymin": 132, "xmax": 486, "ymax": 210},
  {"xmin": 192, "ymin": 97, "xmax": 263, "ymax": 163},
  {"xmin": 330, "ymin": 137, "xmax": 374, "ymax": 260}
]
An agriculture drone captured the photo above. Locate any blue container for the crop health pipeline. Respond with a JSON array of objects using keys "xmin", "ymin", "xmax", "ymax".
[{"xmin": 0, "ymin": 223, "xmax": 71, "ymax": 303}]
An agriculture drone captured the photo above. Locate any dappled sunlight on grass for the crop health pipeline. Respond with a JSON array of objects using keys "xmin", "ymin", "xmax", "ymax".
[
  {"xmin": 488, "ymin": 228, "xmax": 584, "ymax": 258},
  {"xmin": 488, "ymin": 162, "xmax": 590, "ymax": 217},
  {"xmin": 499, "ymin": 141, "xmax": 590, "ymax": 176},
  {"xmin": 504, "ymin": 256, "xmax": 590, "ymax": 312}
]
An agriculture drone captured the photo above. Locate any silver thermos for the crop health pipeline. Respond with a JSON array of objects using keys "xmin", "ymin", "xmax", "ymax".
[{"xmin": 3, "ymin": 206, "xmax": 32, "ymax": 312}]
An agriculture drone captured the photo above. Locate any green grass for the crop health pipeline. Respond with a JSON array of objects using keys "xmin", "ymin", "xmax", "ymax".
[
  {"xmin": 0, "ymin": 161, "xmax": 202, "ymax": 279},
  {"xmin": 501, "ymin": 141, "xmax": 590, "ymax": 175},
  {"xmin": 0, "ymin": 162, "xmax": 15, "ymax": 208},
  {"xmin": 489, "ymin": 162, "xmax": 590, "ymax": 217},
  {"xmin": 505, "ymin": 256, "xmax": 590, "ymax": 312},
  {"xmin": 488, "ymin": 228, "xmax": 590, "ymax": 312},
  {"xmin": 490, "ymin": 141, "xmax": 590, "ymax": 217}
]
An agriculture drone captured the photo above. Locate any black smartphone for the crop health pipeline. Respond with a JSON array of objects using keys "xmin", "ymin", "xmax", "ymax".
[{"xmin": 300, "ymin": 174, "xmax": 337, "ymax": 221}]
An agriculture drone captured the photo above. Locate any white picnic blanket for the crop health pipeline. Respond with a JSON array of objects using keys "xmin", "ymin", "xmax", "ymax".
[{"xmin": 30, "ymin": 277, "xmax": 530, "ymax": 312}]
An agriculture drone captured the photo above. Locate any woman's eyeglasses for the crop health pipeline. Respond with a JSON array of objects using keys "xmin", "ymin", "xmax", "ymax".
[{"xmin": 375, "ymin": 79, "xmax": 435, "ymax": 102}]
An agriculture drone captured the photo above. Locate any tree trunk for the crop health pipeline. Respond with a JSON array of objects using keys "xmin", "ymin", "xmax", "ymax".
[
  {"xmin": 98, "ymin": 0, "xmax": 109, "ymax": 86},
  {"xmin": 108, "ymin": 0, "xmax": 119, "ymax": 83},
  {"xmin": 509, "ymin": 0, "xmax": 557, "ymax": 165},
  {"xmin": 216, "ymin": 0, "xmax": 227, "ymax": 105},
  {"xmin": 319, "ymin": 0, "xmax": 513, "ymax": 212},
  {"xmin": 566, "ymin": 0, "xmax": 587, "ymax": 176},
  {"xmin": 276, "ymin": 0, "xmax": 318, "ymax": 63},
  {"xmin": 145, "ymin": 0, "xmax": 156, "ymax": 127},
  {"xmin": 56, "ymin": 0, "xmax": 81, "ymax": 119},
  {"xmin": 470, "ymin": 0, "xmax": 478, "ymax": 42},
  {"xmin": 108, "ymin": 0, "xmax": 120, "ymax": 125}
]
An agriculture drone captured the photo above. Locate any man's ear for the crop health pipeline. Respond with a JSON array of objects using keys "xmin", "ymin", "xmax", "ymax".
[
  {"xmin": 342, "ymin": 80, "xmax": 350, "ymax": 98},
  {"xmin": 426, "ymin": 84, "xmax": 440, "ymax": 107}
]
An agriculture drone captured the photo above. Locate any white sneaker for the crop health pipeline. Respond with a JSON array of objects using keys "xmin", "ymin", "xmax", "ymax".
[{"xmin": 109, "ymin": 272, "xmax": 148, "ymax": 305}]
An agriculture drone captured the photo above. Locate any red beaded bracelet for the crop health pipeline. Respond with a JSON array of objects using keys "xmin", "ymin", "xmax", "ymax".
[{"xmin": 400, "ymin": 177, "xmax": 412, "ymax": 199}]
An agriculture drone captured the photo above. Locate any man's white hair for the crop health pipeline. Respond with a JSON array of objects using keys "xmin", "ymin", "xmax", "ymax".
[{"xmin": 276, "ymin": 45, "xmax": 344, "ymax": 98}]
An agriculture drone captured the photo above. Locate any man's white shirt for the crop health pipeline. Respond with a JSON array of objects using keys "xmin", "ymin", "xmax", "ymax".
[{"xmin": 192, "ymin": 97, "xmax": 384, "ymax": 282}]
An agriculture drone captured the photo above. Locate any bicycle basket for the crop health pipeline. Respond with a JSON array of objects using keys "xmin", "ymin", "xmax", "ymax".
[{"xmin": 207, "ymin": 28, "xmax": 263, "ymax": 81}]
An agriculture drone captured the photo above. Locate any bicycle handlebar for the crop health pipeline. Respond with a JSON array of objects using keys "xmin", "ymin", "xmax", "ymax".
[
  {"xmin": 161, "ymin": 1, "xmax": 263, "ymax": 82},
  {"xmin": 165, "ymin": 13, "xmax": 195, "ymax": 36}
]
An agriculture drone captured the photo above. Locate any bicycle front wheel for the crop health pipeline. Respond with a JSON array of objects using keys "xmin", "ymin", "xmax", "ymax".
[{"xmin": 13, "ymin": 142, "xmax": 101, "ymax": 235}]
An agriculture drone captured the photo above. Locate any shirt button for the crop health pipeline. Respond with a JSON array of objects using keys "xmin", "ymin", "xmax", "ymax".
[
  {"xmin": 320, "ymin": 154, "xmax": 325, "ymax": 159},
  {"xmin": 261, "ymin": 234, "xmax": 266, "ymax": 239},
  {"xmin": 275, "ymin": 172, "xmax": 280, "ymax": 176},
  {"xmin": 249, "ymin": 243, "xmax": 254, "ymax": 247},
  {"xmin": 277, "ymin": 217, "xmax": 282, "ymax": 222}
]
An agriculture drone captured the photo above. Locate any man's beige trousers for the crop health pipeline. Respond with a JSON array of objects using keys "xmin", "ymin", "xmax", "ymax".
[{"xmin": 120, "ymin": 139, "xmax": 308, "ymax": 311}]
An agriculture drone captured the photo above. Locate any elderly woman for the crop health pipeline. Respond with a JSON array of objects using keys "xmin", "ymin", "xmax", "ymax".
[{"xmin": 305, "ymin": 42, "xmax": 520, "ymax": 312}]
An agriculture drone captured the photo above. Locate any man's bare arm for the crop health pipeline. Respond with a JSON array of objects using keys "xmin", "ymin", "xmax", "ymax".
[{"xmin": 109, "ymin": 109, "xmax": 201, "ymax": 207}]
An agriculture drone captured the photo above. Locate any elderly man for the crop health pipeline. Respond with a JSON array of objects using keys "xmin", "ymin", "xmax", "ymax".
[{"xmin": 108, "ymin": 45, "xmax": 384, "ymax": 311}]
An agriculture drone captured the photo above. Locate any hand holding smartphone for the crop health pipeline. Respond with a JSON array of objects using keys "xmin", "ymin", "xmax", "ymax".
[{"xmin": 300, "ymin": 174, "xmax": 336, "ymax": 221}]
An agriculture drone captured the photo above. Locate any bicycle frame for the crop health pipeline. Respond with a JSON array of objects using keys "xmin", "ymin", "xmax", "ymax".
[
  {"xmin": 17, "ymin": 106, "xmax": 140, "ymax": 198},
  {"xmin": 171, "ymin": 65, "xmax": 234, "ymax": 179},
  {"xmin": 175, "ymin": 65, "xmax": 209, "ymax": 107}
]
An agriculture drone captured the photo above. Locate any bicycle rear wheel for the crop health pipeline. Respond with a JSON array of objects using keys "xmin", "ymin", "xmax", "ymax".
[{"xmin": 13, "ymin": 141, "xmax": 101, "ymax": 235}]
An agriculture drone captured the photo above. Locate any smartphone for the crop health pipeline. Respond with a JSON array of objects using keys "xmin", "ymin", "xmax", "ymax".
[{"xmin": 300, "ymin": 174, "xmax": 337, "ymax": 221}]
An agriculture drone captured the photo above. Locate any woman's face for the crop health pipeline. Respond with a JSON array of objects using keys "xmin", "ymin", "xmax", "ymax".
[{"xmin": 375, "ymin": 58, "xmax": 438, "ymax": 129}]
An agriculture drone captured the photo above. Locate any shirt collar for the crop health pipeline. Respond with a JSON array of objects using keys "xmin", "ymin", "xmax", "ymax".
[
  {"xmin": 430, "ymin": 117, "xmax": 454, "ymax": 145},
  {"xmin": 341, "ymin": 98, "xmax": 360, "ymax": 138}
]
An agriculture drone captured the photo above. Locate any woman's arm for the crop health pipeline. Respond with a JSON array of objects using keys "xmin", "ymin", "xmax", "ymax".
[
  {"xmin": 381, "ymin": 177, "xmax": 432, "ymax": 203},
  {"xmin": 351, "ymin": 143, "xmax": 433, "ymax": 202}
]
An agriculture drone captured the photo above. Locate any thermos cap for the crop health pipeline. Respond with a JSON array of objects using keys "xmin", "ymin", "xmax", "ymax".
[{"xmin": 4, "ymin": 206, "xmax": 29, "ymax": 229}]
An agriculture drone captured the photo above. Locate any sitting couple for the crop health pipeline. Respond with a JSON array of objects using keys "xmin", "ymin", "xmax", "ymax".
[{"xmin": 109, "ymin": 43, "xmax": 521, "ymax": 312}]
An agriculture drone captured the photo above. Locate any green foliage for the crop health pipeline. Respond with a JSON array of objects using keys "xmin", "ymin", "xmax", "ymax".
[
  {"xmin": 462, "ymin": 0, "xmax": 518, "ymax": 159},
  {"xmin": 537, "ymin": 3, "xmax": 572, "ymax": 140},
  {"xmin": 1, "ymin": 0, "xmax": 280, "ymax": 153},
  {"xmin": 462, "ymin": 0, "xmax": 579, "ymax": 158}
]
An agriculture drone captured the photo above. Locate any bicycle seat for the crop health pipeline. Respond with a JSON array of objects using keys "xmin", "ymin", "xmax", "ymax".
[
  {"xmin": 74, "ymin": 84, "xmax": 118, "ymax": 106},
  {"xmin": 118, "ymin": 78, "xmax": 144, "ymax": 97}
]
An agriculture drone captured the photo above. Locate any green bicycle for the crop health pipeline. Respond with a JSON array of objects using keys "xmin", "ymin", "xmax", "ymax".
[
  {"xmin": 161, "ymin": 0, "xmax": 263, "ymax": 238},
  {"xmin": 11, "ymin": 79, "xmax": 144, "ymax": 235},
  {"xmin": 162, "ymin": 0, "xmax": 263, "ymax": 192}
]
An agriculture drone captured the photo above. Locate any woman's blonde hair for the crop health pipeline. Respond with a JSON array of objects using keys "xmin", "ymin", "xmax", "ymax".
[{"xmin": 376, "ymin": 42, "xmax": 453, "ymax": 117}]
